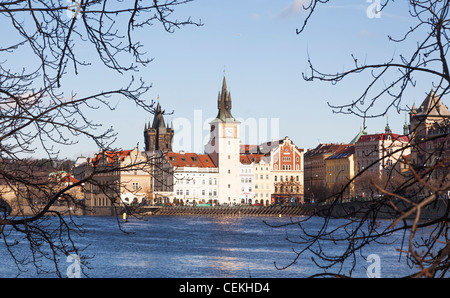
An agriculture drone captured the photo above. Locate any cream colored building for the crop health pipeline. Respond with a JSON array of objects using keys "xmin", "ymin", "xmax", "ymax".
[
  {"xmin": 74, "ymin": 147, "xmax": 152, "ymax": 208},
  {"xmin": 325, "ymin": 145, "xmax": 355, "ymax": 198},
  {"xmin": 253, "ymin": 156, "xmax": 273, "ymax": 205}
]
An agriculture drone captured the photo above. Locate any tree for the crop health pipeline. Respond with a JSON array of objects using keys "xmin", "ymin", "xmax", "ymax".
[
  {"xmin": 0, "ymin": 0, "xmax": 200, "ymax": 277},
  {"xmin": 274, "ymin": 0, "xmax": 450, "ymax": 277}
]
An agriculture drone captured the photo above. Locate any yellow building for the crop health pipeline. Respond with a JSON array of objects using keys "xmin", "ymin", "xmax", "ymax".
[{"xmin": 325, "ymin": 145, "xmax": 355, "ymax": 199}]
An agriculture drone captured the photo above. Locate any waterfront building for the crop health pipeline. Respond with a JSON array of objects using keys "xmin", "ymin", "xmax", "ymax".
[
  {"xmin": 239, "ymin": 151, "xmax": 264, "ymax": 204},
  {"xmin": 75, "ymin": 148, "xmax": 152, "ymax": 211},
  {"xmin": 354, "ymin": 124, "xmax": 410, "ymax": 197},
  {"xmin": 165, "ymin": 151, "xmax": 218, "ymax": 205},
  {"xmin": 146, "ymin": 149, "xmax": 174, "ymax": 204},
  {"xmin": 409, "ymin": 90, "xmax": 450, "ymax": 181},
  {"xmin": 253, "ymin": 155, "xmax": 272, "ymax": 205},
  {"xmin": 239, "ymin": 137, "xmax": 305, "ymax": 205},
  {"xmin": 270, "ymin": 136, "xmax": 305, "ymax": 204},
  {"xmin": 325, "ymin": 145, "xmax": 355, "ymax": 199},
  {"xmin": 205, "ymin": 76, "xmax": 241, "ymax": 205},
  {"xmin": 304, "ymin": 143, "xmax": 348, "ymax": 202}
]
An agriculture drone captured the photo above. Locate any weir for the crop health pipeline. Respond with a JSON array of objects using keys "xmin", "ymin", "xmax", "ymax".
[{"xmin": 151, "ymin": 205, "xmax": 307, "ymax": 217}]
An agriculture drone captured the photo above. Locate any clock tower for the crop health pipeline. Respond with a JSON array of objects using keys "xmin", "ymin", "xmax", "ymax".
[{"xmin": 205, "ymin": 75, "xmax": 241, "ymax": 204}]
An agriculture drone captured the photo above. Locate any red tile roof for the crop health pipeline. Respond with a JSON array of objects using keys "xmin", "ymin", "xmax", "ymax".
[
  {"xmin": 357, "ymin": 133, "xmax": 410, "ymax": 143},
  {"xmin": 59, "ymin": 173, "xmax": 80, "ymax": 184},
  {"xmin": 165, "ymin": 152, "xmax": 216, "ymax": 168},
  {"xmin": 92, "ymin": 150, "xmax": 132, "ymax": 165},
  {"xmin": 239, "ymin": 154, "xmax": 265, "ymax": 164}
]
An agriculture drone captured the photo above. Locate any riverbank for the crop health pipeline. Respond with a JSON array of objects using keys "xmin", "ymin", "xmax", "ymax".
[{"xmin": 8, "ymin": 197, "xmax": 449, "ymax": 220}]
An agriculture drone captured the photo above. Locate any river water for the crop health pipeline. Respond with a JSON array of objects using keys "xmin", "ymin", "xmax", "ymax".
[{"xmin": 0, "ymin": 215, "xmax": 419, "ymax": 278}]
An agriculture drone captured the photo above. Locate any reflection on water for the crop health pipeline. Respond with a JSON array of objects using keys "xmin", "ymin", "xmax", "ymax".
[{"xmin": 0, "ymin": 215, "xmax": 418, "ymax": 278}]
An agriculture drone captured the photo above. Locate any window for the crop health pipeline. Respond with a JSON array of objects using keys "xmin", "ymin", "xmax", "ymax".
[{"xmin": 132, "ymin": 182, "xmax": 139, "ymax": 190}]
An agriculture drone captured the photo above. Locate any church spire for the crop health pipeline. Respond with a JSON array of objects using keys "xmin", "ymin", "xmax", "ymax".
[
  {"xmin": 403, "ymin": 112, "xmax": 409, "ymax": 135},
  {"xmin": 385, "ymin": 114, "xmax": 391, "ymax": 134}
]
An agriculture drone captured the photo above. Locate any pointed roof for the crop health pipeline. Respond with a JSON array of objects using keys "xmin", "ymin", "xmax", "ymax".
[
  {"xmin": 349, "ymin": 126, "xmax": 367, "ymax": 144},
  {"xmin": 415, "ymin": 89, "xmax": 450, "ymax": 118},
  {"xmin": 216, "ymin": 75, "xmax": 237, "ymax": 122},
  {"xmin": 151, "ymin": 102, "xmax": 167, "ymax": 129}
]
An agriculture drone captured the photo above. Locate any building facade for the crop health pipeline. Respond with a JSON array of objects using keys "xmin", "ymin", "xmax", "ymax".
[
  {"xmin": 75, "ymin": 148, "xmax": 152, "ymax": 210},
  {"xmin": 270, "ymin": 137, "xmax": 305, "ymax": 204},
  {"xmin": 304, "ymin": 143, "xmax": 348, "ymax": 202},
  {"xmin": 205, "ymin": 76, "xmax": 241, "ymax": 205},
  {"xmin": 325, "ymin": 145, "xmax": 355, "ymax": 199},
  {"xmin": 410, "ymin": 90, "xmax": 450, "ymax": 172},
  {"xmin": 165, "ymin": 152, "xmax": 218, "ymax": 205},
  {"xmin": 354, "ymin": 124, "xmax": 410, "ymax": 197}
]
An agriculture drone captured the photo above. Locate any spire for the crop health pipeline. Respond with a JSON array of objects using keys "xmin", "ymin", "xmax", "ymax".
[
  {"xmin": 152, "ymin": 99, "xmax": 166, "ymax": 129},
  {"xmin": 403, "ymin": 112, "xmax": 409, "ymax": 135},
  {"xmin": 385, "ymin": 114, "xmax": 391, "ymax": 134},
  {"xmin": 216, "ymin": 74, "xmax": 234, "ymax": 121}
]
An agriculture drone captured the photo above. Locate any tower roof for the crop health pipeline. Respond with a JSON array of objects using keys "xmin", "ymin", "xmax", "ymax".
[
  {"xmin": 216, "ymin": 75, "xmax": 237, "ymax": 122},
  {"xmin": 151, "ymin": 102, "xmax": 167, "ymax": 129},
  {"xmin": 415, "ymin": 89, "xmax": 450, "ymax": 118},
  {"xmin": 349, "ymin": 125, "xmax": 367, "ymax": 144}
]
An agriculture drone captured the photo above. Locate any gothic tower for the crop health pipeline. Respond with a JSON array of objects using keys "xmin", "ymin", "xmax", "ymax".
[
  {"xmin": 144, "ymin": 101, "xmax": 174, "ymax": 152},
  {"xmin": 205, "ymin": 75, "xmax": 241, "ymax": 204}
]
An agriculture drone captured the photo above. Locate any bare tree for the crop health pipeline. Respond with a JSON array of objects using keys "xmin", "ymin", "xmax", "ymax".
[
  {"xmin": 0, "ymin": 0, "xmax": 200, "ymax": 277},
  {"xmin": 271, "ymin": 0, "xmax": 450, "ymax": 277}
]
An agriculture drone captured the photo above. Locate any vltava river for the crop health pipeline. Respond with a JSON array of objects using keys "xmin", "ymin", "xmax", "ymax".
[{"xmin": 0, "ymin": 215, "xmax": 417, "ymax": 277}]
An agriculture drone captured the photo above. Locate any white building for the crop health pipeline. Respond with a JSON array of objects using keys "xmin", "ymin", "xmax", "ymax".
[
  {"xmin": 239, "ymin": 155, "xmax": 257, "ymax": 204},
  {"xmin": 165, "ymin": 152, "xmax": 219, "ymax": 205}
]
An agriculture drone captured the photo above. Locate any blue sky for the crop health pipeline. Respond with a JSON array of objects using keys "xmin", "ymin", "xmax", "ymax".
[{"xmin": 49, "ymin": 0, "xmax": 435, "ymax": 159}]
